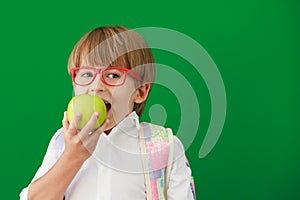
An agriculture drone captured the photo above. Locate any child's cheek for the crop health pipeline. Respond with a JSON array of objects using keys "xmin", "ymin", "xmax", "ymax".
[
  {"xmin": 111, "ymin": 91, "xmax": 133, "ymax": 122},
  {"xmin": 74, "ymin": 86, "xmax": 89, "ymax": 95}
]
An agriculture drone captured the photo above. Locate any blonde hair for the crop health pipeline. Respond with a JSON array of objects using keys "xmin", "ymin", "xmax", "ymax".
[{"xmin": 68, "ymin": 25, "xmax": 155, "ymax": 116}]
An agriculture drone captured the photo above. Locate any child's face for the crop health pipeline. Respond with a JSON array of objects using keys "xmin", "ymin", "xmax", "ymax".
[{"xmin": 73, "ymin": 65, "xmax": 142, "ymax": 131}]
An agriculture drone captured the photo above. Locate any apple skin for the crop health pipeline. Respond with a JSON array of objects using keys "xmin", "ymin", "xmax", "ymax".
[{"xmin": 67, "ymin": 94, "xmax": 107, "ymax": 130}]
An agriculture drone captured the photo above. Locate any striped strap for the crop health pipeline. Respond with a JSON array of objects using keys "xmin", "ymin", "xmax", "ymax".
[
  {"xmin": 139, "ymin": 123, "xmax": 174, "ymax": 200},
  {"xmin": 139, "ymin": 123, "xmax": 153, "ymax": 200},
  {"xmin": 164, "ymin": 128, "xmax": 174, "ymax": 199}
]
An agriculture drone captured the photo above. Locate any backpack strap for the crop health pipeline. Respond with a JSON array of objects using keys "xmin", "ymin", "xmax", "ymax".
[
  {"xmin": 185, "ymin": 157, "xmax": 196, "ymax": 199},
  {"xmin": 164, "ymin": 128, "xmax": 174, "ymax": 198},
  {"xmin": 139, "ymin": 123, "xmax": 152, "ymax": 200},
  {"xmin": 139, "ymin": 123, "xmax": 174, "ymax": 200}
]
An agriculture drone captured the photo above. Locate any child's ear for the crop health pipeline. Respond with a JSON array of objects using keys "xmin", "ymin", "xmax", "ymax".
[{"xmin": 134, "ymin": 83, "xmax": 151, "ymax": 104}]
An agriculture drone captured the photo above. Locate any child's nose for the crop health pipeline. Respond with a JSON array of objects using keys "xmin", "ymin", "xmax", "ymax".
[{"xmin": 90, "ymin": 74, "xmax": 106, "ymax": 92}]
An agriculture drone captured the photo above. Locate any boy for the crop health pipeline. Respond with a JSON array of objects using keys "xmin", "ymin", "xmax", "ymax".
[{"xmin": 20, "ymin": 25, "xmax": 196, "ymax": 200}]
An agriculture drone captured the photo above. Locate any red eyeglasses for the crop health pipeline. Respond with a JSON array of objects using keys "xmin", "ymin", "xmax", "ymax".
[{"xmin": 70, "ymin": 67, "xmax": 142, "ymax": 86}]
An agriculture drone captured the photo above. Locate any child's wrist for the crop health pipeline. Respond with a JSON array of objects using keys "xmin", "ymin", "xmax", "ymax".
[{"xmin": 61, "ymin": 150, "xmax": 87, "ymax": 167}]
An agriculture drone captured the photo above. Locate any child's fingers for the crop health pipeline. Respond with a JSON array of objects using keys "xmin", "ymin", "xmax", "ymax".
[
  {"xmin": 93, "ymin": 118, "xmax": 110, "ymax": 135},
  {"xmin": 68, "ymin": 113, "xmax": 82, "ymax": 135},
  {"xmin": 75, "ymin": 114, "xmax": 110, "ymax": 155},
  {"xmin": 62, "ymin": 111, "xmax": 69, "ymax": 133},
  {"xmin": 91, "ymin": 112, "xmax": 111, "ymax": 136},
  {"xmin": 85, "ymin": 119, "xmax": 110, "ymax": 147},
  {"xmin": 79, "ymin": 112, "xmax": 100, "ymax": 139}
]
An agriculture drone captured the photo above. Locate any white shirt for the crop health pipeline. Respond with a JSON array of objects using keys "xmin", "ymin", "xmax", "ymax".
[{"xmin": 20, "ymin": 112, "xmax": 195, "ymax": 200}]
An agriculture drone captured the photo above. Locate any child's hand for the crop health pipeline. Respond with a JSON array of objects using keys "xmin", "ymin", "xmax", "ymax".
[{"xmin": 62, "ymin": 111, "xmax": 110, "ymax": 162}]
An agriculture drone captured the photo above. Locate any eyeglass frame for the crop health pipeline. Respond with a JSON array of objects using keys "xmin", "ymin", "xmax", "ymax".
[{"xmin": 70, "ymin": 66, "xmax": 143, "ymax": 86}]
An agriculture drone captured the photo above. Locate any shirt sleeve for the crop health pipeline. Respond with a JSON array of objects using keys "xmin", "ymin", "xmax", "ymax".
[
  {"xmin": 167, "ymin": 136, "xmax": 196, "ymax": 200},
  {"xmin": 19, "ymin": 128, "xmax": 64, "ymax": 200}
]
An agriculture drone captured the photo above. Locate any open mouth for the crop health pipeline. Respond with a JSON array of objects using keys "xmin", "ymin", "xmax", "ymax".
[{"xmin": 103, "ymin": 100, "xmax": 111, "ymax": 113}]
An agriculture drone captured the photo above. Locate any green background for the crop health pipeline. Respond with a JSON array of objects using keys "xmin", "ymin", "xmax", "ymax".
[{"xmin": 1, "ymin": 0, "xmax": 299, "ymax": 199}]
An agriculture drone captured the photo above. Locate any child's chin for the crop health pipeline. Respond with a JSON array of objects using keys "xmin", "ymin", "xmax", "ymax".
[{"xmin": 103, "ymin": 120, "xmax": 117, "ymax": 135}]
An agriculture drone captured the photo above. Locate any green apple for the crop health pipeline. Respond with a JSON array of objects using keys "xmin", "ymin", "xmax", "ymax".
[{"xmin": 67, "ymin": 94, "xmax": 107, "ymax": 130}]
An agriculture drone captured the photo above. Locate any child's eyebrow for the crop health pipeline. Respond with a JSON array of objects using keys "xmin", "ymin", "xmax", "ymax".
[
  {"xmin": 81, "ymin": 66, "xmax": 107, "ymax": 69},
  {"xmin": 106, "ymin": 65, "xmax": 124, "ymax": 68}
]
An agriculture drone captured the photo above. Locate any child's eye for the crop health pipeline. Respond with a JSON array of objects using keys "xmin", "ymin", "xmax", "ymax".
[
  {"xmin": 106, "ymin": 73, "xmax": 120, "ymax": 79},
  {"xmin": 76, "ymin": 70, "xmax": 94, "ymax": 78},
  {"xmin": 103, "ymin": 69, "xmax": 124, "ymax": 79},
  {"xmin": 81, "ymin": 72, "xmax": 94, "ymax": 78}
]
